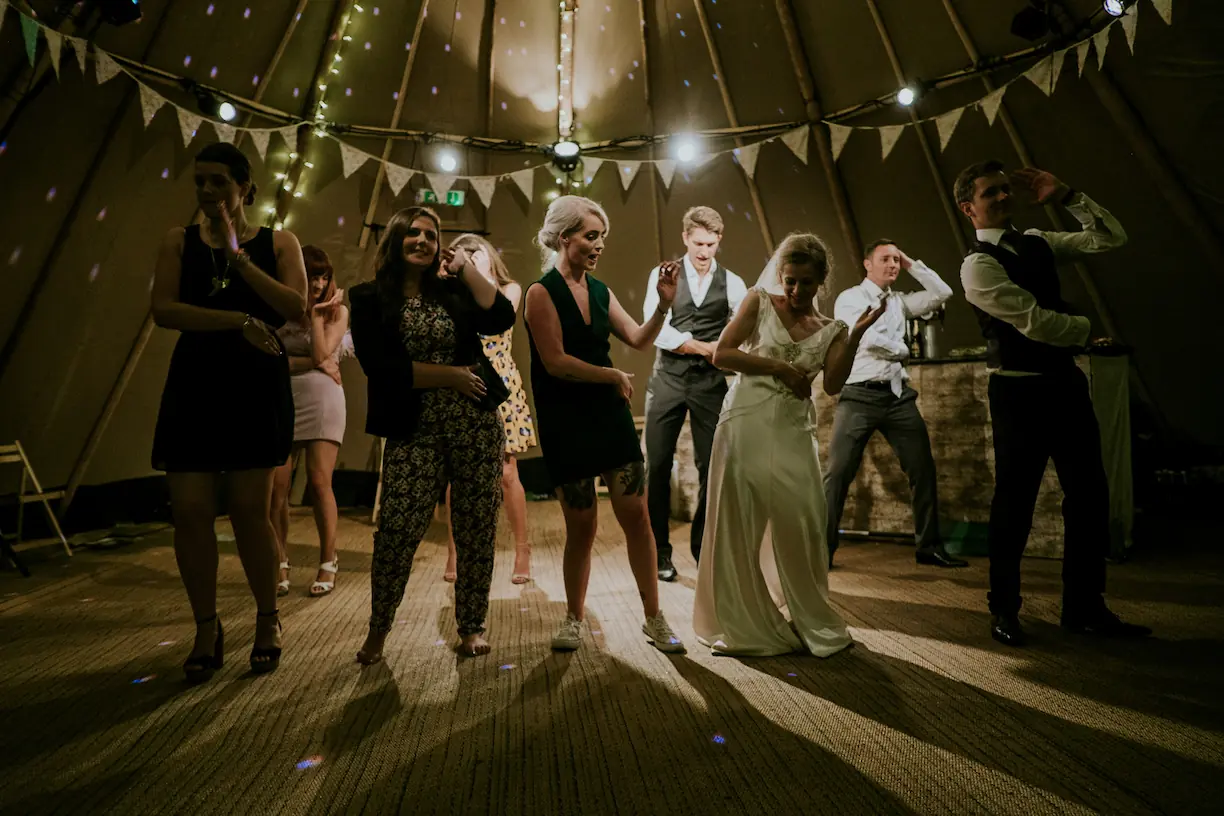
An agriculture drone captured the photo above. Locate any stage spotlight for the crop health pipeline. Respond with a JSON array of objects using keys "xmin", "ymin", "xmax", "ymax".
[
  {"xmin": 100, "ymin": 0, "xmax": 142, "ymax": 26},
  {"xmin": 1010, "ymin": 2, "xmax": 1052, "ymax": 42},
  {"xmin": 552, "ymin": 140, "xmax": 580, "ymax": 172},
  {"xmin": 438, "ymin": 150, "xmax": 458, "ymax": 173},
  {"xmin": 674, "ymin": 135, "xmax": 699, "ymax": 164},
  {"xmin": 1103, "ymin": 0, "xmax": 1134, "ymax": 17},
  {"xmin": 217, "ymin": 102, "xmax": 237, "ymax": 122},
  {"xmin": 897, "ymin": 86, "xmax": 916, "ymax": 106}
]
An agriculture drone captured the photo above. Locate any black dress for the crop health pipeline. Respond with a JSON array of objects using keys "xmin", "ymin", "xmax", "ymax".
[
  {"xmin": 525, "ymin": 268, "xmax": 642, "ymax": 488},
  {"xmin": 152, "ymin": 225, "xmax": 293, "ymax": 472}
]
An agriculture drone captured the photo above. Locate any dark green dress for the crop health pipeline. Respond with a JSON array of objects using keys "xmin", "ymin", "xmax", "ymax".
[{"xmin": 526, "ymin": 269, "xmax": 642, "ymax": 488}]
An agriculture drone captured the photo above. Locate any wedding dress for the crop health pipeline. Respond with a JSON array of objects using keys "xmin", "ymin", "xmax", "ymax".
[{"xmin": 693, "ymin": 289, "xmax": 853, "ymax": 657}]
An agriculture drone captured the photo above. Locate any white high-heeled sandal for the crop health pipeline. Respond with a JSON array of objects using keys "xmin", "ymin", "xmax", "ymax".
[
  {"xmin": 310, "ymin": 559, "xmax": 338, "ymax": 597},
  {"xmin": 276, "ymin": 561, "xmax": 291, "ymax": 597}
]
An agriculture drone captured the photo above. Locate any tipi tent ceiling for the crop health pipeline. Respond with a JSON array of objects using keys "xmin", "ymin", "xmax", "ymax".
[{"xmin": 0, "ymin": 0, "xmax": 1219, "ymax": 499}]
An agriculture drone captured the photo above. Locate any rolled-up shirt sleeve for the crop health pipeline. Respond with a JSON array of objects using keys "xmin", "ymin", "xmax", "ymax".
[
  {"xmin": 1029, "ymin": 192, "xmax": 1127, "ymax": 261},
  {"xmin": 642, "ymin": 265, "xmax": 690, "ymax": 351},
  {"xmin": 960, "ymin": 253, "xmax": 1090, "ymax": 347}
]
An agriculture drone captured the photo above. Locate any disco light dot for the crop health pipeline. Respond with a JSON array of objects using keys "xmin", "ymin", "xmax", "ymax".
[
  {"xmin": 519, "ymin": 20, "xmax": 525, "ymax": 27},
  {"xmin": 712, "ymin": 734, "xmax": 726, "ymax": 744},
  {"xmin": 243, "ymin": 8, "xmax": 250, "ymax": 19},
  {"xmin": 46, "ymin": 187, "xmax": 57, "ymax": 202},
  {"xmin": 295, "ymin": 756, "xmax": 323, "ymax": 770},
  {"xmin": 252, "ymin": 75, "xmax": 260, "ymax": 85},
  {"xmin": 455, "ymin": 11, "xmax": 461, "ymax": 19},
  {"xmin": 210, "ymin": 66, "xmax": 218, "ymax": 78},
  {"xmin": 500, "ymin": 17, "xmax": 506, "ymax": 23},
  {"xmin": 499, "ymin": 664, "xmax": 514, "ymax": 670},
  {"xmin": 520, "ymin": 48, "xmax": 527, "ymax": 55},
  {"xmin": 684, "ymin": 80, "xmax": 690, "ymax": 87},
  {"xmin": 157, "ymin": 640, "xmax": 175, "ymax": 646},
  {"xmin": 633, "ymin": 60, "xmax": 639, "ymax": 67},
  {"xmin": 131, "ymin": 675, "xmax": 157, "ymax": 684},
  {"xmin": 445, "ymin": 44, "xmax": 451, "ymax": 52},
  {"xmin": 89, "ymin": 264, "xmax": 100, "ymax": 282},
  {"xmin": 392, "ymin": 91, "xmax": 399, "ymax": 100},
  {"xmin": 161, "ymin": 168, "xmax": 170, "ymax": 179},
  {"xmin": 435, "ymin": 639, "xmax": 445, "ymax": 645},
  {"xmin": 591, "ymin": 630, "xmax": 602, "ymax": 635},
  {"xmin": 80, "ymin": 598, "xmax": 94, "ymax": 602},
  {"xmin": 337, "ymin": 216, "xmax": 345, "ymax": 226},
  {"xmin": 506, "ymin": 48, "xmax": 513, "ymax": 56},
  {"xmin": 373, "ymin": 6, "xmax": 380, "ymax": 14},
  {"xmin": 405, "ymin": 42, "xmax": 412, "ymax": 50},
  {"xmin": 519, "ymin": 607, "xmax": 528, "ymax": 612},
  {"xmin": 364, "ymin": 42, "xmax": 371, "ymax": 50},
  {"xmin": 787, "ymin": 672, "xmax": 797, "ymax": 677},
  {"xmin": 206, "ymin": 4, "xmax": 214, "ymax": 14},
  {"xmin": 675, "ymin": 12, "xmax": 681, "ymax": 18},
  {"xmin": 717, "ymin": 22, "xmax": 722, "ymax": 29},
  {"xmin": 680, "ymin": 30, "xmax": 686, "ymax": 37},
  {"xmin": 600, "ymin": 25, "xmax": 605, "ymax": 31},
  {"xmin": 431, "ymin": 86, "xmax": 438, "ymax": 94},
  {"xmin": 96, "ymin": 207, "xmax": 107, "ymax": 220},
  {"xmin": 8, "ymin": 247, "xmax": 23, "ymax": 265},
  {"xmin": 500, "ymin": 101, "xmax": 507, "ymax": 109},
  {"xmin": 345, "ymin": 88, "xmax": 352, "ymax": 96},
  {"xmin": 293, "ymin": 88, "xmax": 299, "ymax": 98},
  {"xmin": 183, "ymin": 55, "xmax": 192, "ymax": 66}
]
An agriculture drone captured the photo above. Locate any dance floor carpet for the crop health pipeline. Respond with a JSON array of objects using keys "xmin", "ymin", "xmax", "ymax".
[{"xmin": 1, "ymin": 503, "xmax": 1222, "ymax": 815}]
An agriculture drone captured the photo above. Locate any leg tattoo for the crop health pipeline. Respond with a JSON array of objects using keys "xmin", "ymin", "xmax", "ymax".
[
  {"xmin": 560, "ymin": 478, "xmax": 597, "ymax": 510},
  {"xmin": 613, "ymin": 461, "xmax": 646, "ymax": 497}
]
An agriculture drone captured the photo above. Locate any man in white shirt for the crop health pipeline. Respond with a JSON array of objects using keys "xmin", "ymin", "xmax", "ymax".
[
  {"xmin": 824, "ymin": 240, "xmax": 966, "ymax": 570},
  {"xmin": 643, "ymin": 207, "xmax": 748, "ymax": 580},
  {"xmin": 956, "ymin": 160, "xmax": 1150, "ymax": 647}
]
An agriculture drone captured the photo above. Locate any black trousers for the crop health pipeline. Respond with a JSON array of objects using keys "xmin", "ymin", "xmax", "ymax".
[
  {"xmin": 986, "ymin": 369, "xmax": 1108, "ymax": 617},
  {"xmin": 645, "ymin": 364, "xmax": 727, "ymax": 563},
  {"xmin": 822, "ymin": 384, "xmax": 942, "ymax": 558}
]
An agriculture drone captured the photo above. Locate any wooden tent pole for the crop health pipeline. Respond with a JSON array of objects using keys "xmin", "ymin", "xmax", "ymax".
[
  {"xmin": 0, "ymin": 1, "xmax": 175, "ymax": 386},
  {"xmin": 774, "ymin": 0, "xmax": 863, "ymax": 268},
  {"xmin": 357, "ymin": 1, "xmax": 430, "ymax": 251},
  {"xmin": 690, "ymin": 0, "xmax": 774, "ymax": 253},
  {"xmin": 57, "ymin": 1, "xmax": 311, "ymax": 520},
  {"xmin": 637, "ymin": 0, "xmax": 664, "ymax": 261},
  {"xmin": 480, "ymin": 0, "xmax": 498, "ymax": 231},
  {"xmin": 863, "ymin": 0, "xmax": 967, "ymax": 256}
]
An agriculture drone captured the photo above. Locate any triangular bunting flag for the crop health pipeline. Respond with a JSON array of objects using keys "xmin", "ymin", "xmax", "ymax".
[
  {"xmin": 338, "ymin": 141, "xmax": 369, "ymax": 178},
  {"xmin": 781, "ymin": 125, "xmax": 810, "ymax": 165},
  {"xmin": 278, "ymin": 124, "xmax": 299, "ymax": 147},
  {"xmin": 935, "ymin": 107, "xmax": 965, "ymax": 152},
  {"xmin": 616, "ymin": 161, "xmax": 641, "ymax": 191},
  {"xmin": 44, "ymin": 29, "xmax": 63, "ymax": 77},
  {"xmin": 1050, "ymin": 49, "xmax": 1066, "ymax": 92},
  {"xmin": 1152, "ymin": 0, "xmax": 1172, "ymax": 25},
  {"xmin": 1121, "ymin": 7, "xmax": 1138, "ymax": 54},
  {"xmin": 1025, "ymin": 56, "xmax": 1055, "ymax": 96},
  {"xmin": 95, "ymin": 50, "xmax": 121, "ymax": 84},
  {"xmin": 510, "ymin": 168, "xmax": 534, "ymax": 202},
  {"xmin": 249, "ymin": 130, "xmax": 271, "ymax": 161},
  {"xmin": 176, "ymin": 108, "xmax": 202, "ymax": 147},
  {"xmin": 138, "ymin": 83, "xmax": 166, "ymax": 127},
  {"xmin": 980, "ymin": 86, "xmax": 1006, "ymax": 126},
  {"xmin": 879, "ymin": 124, "xmax": 906, "ymax": 161},
  {"xmin": 212, "ymin": 122, "xmax": 237, "ymax": 144},
  {"xmin": 581, "ymin": 157, "xmax": 604, "ymax": 183},
  {"xmin": 736, "ymin": 142, "xmax": 761, "ymax": 178},
  {"xmin": 655, "ymin": 160, "xmax": 677, "ymax": 189},
  {"xmin": 425, "ymin": 173, "xmax": 456, "ymax": 195},
  {"xmin": 1076, "ymin": 40, "xmax": 1092, "ymax": 77},
  {"xmin": 470, "ymin": 176, "xmax": 496, "ymax": 207},
  {"xmin": 67, "ymin": 36, "xmax": 87, "ymax": 74},
  {"xmin": 19, "ymin": 13, "xmax": 39, "ymax": 65},
  {"xmin": 385, "ymin": 163, "xmax": 414, "ymax": 197},
  {"xmin": 827, "ymin": 124, "xmax": 852, "ymax": 162},
  {"xmin": 1094, "ymin": 24, "xmax": 1112, "ymax": 71}
]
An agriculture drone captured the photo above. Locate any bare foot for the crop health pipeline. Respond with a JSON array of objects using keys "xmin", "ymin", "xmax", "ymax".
[
  {"xmin": 458, "ymin": 633, "xmax": 490, "ymax": 656},
  {"xmin": 357, "ymin": 629, "xmax": 386, "ymax": 665},
  {"xmin": 511, "ymin": 544, "xmax": 531, "ymax": 584}
]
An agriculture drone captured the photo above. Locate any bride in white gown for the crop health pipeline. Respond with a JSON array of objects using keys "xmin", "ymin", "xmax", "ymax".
[{"xmin": 693, "ymin": 233, "xmax": 886, "ymax": 657}]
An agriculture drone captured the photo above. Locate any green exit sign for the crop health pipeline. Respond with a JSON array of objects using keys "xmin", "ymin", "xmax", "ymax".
[{"xmin": 414, "ymin": 189, "xmax": 465, "ymax": 207}]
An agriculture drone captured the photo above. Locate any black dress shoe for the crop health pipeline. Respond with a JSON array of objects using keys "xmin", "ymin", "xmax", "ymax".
[
  {"xmin": 991, "ymin": 615, "xmax": 1026, "ymax": 647},
  {"xmin": 657, "ymin": 557, "xmax": 677, "ymax": 582},
  {"xmin": 915, "ymin": 549, "xmax": 968, "ymax": 568},
  {"xmin": 1061, "ymin": 608, "xmax": 1152, "ymax": 638}
]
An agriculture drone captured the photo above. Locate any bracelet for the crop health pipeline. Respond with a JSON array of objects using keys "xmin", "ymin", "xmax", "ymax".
[
  {"xmin": 655, "ymin": 303, "xmax": 671, "ymax": 317},
  {"xmin": 227, "ymin": 248, "xmax": 251, "ymax": 270}
]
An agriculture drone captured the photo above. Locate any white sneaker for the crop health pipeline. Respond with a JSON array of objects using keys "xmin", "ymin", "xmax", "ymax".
[
  {"xmin": 642, "ymin": 611, "xmax": 686, "ymax": 654},
  {"xmin": 551, "ymin": 614, "xmax": 583, "ymax": 651}
]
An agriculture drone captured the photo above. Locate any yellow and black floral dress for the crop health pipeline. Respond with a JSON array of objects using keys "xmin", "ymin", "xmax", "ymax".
[{"xmin": 480, "ymin": 327, "xmax": 536, "ymax": 454}]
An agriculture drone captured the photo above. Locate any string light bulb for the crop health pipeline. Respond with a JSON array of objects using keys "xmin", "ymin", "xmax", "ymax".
[
  {"xmin": 438, "ymin": 150, "xmax": 459, "ymax": 172},
  {"xmin": 897, "ymin": 86, "xmax": 916, "ymax": 106}
]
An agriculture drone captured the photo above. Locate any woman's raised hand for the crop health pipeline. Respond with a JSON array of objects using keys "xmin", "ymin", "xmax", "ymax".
[
  {"xmin": 217, "ymin": 201, "xmax": 241, "ymax": 258},
  {"xmin": 312, "ymin": 287, "xmax": 344, "ymax": 318}
]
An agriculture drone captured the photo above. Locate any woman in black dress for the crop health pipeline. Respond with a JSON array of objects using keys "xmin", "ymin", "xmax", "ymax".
[
  {"xmin": 151, "ymin": 142, "xmax": 307, "ymax": 681},
  {"xmin": 523, "ymin": 195, "xmax": 685, "ymax": 654},
  {"xmin": 349, "ymin": 207, "xmax": 516, "ymax": 663}
]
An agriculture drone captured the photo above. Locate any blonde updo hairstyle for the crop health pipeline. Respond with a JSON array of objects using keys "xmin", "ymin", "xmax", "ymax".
[
  {"xmin": 767, "ymin": 231, "xmax": 834, "ymax": 297},
  {"xmin": 535, "ymin": 195, "xmax": 610, "ymax": 271}
]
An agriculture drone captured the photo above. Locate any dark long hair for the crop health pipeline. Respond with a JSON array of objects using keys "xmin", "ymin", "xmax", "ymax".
[{"xmin": 373, "ymin": 206, "xmax": 444, "ymax": 313}]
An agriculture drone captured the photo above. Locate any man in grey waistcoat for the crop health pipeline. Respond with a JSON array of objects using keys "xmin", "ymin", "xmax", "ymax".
[{"xmin": 643, "ymin": 207, "xmax": 747, "ymax": 581}]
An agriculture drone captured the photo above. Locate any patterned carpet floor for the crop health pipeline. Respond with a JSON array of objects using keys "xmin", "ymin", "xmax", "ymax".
[{"xmin": 1, "ymin": 503, "xmax": 1222, "ymax": 815}]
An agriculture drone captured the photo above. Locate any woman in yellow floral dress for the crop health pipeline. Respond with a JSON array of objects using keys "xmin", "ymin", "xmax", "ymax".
[{"xmin": 442, "ymin": 234, "xmax": 537, "ymax": 583}]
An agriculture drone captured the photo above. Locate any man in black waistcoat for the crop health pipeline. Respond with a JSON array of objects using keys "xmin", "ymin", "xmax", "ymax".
[
  {"xmin": 644, "ymin": 207, "xmax": 748, "ymax": 581},
  {"xmin": 956, "ymin": 161, "xmax": 1150, "ymax": 647}
]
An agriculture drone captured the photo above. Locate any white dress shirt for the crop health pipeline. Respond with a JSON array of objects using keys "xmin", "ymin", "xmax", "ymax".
[
  {"xmin": 643, "ymin": 256, "xmax": 749, "ymax": 351},
  {"xmin": 959, "ymin": 192, "xmax": 1127, "ymax": 375},
  {"xmin": 833, "ymin": 260, "xmax": 954, "ymax": 396}
]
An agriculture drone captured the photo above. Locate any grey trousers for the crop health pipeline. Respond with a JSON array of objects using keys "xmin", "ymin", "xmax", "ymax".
[{"xmin": 822, "ymin": 383, "xmax": 942, "ymax": 557}]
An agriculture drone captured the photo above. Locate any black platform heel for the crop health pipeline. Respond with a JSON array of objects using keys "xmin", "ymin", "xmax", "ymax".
[
  {"xmin": 183, "ymin": 615, "xmax": 224, "ymax": 683},
  {"xmin": 250, "ymin": 610, "xmax": 282, "ymax": 674}
]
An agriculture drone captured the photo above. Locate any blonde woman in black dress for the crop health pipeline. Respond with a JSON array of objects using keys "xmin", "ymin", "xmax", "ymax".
[
  {"xmin": 523, "ymin": 195, "xmax": 685, "ymax": 653},
  {"xmin": 151, "ymin": 142, "xmax": 307, "ymax": 681}
]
